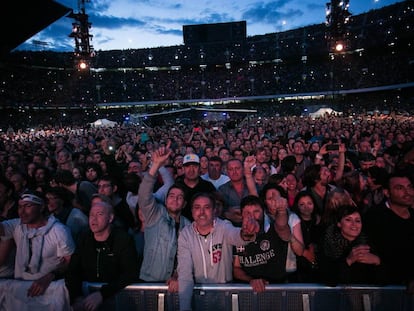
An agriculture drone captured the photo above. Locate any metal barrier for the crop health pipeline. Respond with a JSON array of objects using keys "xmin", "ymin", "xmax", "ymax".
[{"xmin": 84, "ymin": 283, "xmax": 414, "ymax": 311}]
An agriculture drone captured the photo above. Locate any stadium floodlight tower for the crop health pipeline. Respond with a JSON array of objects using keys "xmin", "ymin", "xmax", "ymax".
[
  {"xmin": 325, "ymin": 0, "xmax": 352, "ymax": 54},
  {"xmin": 68, "ymin": 0, "xmax": 94, "ymax": 71},
  {"xmin": 325, "ymin": 0, "xmax": 351, "ymax": 106}
]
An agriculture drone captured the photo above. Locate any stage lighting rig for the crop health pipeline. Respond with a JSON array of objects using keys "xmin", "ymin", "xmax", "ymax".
[
  {"xmin": 325, "ymin": 0, "xmax": 351, "ymax": 53},
  {"xmin": 68, "ymin": 0, "xmax": 94, "ymax": 71}
]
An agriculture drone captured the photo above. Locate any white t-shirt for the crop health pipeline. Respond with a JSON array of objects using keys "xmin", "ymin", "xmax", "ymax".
[
  {"xmin": 201, "ymin": 173, "xmax": 230, "ymax": 190},
  {"xmin": 286, "ymin": 211, "xmax": 301, "ymax": 272}
]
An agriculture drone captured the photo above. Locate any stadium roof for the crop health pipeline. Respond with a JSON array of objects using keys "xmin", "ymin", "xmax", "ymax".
[{"xmin": 1, "ymin": 0, "xmax": 71, "ymax": 59}]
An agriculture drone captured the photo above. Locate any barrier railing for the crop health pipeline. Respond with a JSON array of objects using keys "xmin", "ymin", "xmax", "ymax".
[{"xmin": 84, "ymin": 283, "xmax": 414, "ymax": 311}]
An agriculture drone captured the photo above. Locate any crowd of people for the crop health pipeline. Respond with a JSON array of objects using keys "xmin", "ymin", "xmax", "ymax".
[{"xmin": 1, "ymin": 111, "xmax": 414, "ymax": 310}]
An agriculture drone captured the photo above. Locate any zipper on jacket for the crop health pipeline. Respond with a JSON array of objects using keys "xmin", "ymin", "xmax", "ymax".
[{"xmin": 96, "ymin": 248, "xmax": 100, "ymax": 279}]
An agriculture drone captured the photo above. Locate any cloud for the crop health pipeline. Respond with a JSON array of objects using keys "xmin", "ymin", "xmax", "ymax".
[
  {"xmin": 242, "ymin": 1, "xmax": 303, "ymax": 25},
  {"xmin": 89, "ymin": 14, "xmax": 146, "ymax": 29},
  {"xmin": 305, "ymin": 2, "xmax": 325, "ymax": 11},
  {"xmin": 13, "ymin": 0, "xmax": 401, "ymax": 52}
]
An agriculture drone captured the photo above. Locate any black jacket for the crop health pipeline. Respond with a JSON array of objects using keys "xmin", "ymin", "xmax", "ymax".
[
  {"xmin": 319, "ymin": 224, "xmax": 387, "ymax": 286},
  {"xmin": 65, "ymin": 227, "xmax": 139, "ymax": 302}
]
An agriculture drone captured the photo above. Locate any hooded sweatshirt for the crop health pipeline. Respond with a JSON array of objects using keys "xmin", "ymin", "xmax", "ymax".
[{"xmin": 177, "ymin": 218, "xmax": 249, "ymax": 310}]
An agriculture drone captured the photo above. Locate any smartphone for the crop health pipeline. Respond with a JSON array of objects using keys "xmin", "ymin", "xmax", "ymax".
[
  {"xmin": 212, "ymin": 127, "xmax": 219, "ymax": 131},
  {"xmin": 326, "ymin": 144, "xmax": 339, "ymax": 151}
]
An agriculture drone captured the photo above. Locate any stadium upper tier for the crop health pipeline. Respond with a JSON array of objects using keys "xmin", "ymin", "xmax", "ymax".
[{"xmin": 0, "ymin": 1, "xmax": 412, "ymax": 108}]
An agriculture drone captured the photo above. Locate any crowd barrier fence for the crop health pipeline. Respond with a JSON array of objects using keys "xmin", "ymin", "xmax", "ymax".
[{"xmin": 84, "ymin": 283, "xmax": 414, "ymax": 311}]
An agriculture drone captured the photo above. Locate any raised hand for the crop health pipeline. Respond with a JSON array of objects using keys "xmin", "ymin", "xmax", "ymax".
[
  {"xmin": 266, "ymin": 196, "xmax": 288, "ymax": 219},
  {"xmin": 243, "ymin": 155, "xmax": 256, "ymax": 172},
  {"xmin": 241, "ymin": 214, "xmax": 260, "ymax": 240},
  {"xmin": 150, "ymin": 141, "xmax": 172, "ymax": 169}
]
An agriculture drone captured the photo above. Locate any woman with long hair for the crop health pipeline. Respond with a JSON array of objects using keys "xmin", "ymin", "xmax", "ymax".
[
  {"xmin": 291, "ymin": 191, "xmax": 323, "ymax": 282},
  {"xmin": 260, "ymin": 183, "xmax": 304, "ymax": 282}
]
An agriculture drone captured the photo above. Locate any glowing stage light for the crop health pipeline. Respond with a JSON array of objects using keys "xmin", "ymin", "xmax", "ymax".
[
  {"xmin": 335, "ymin": 43, "xmax": 344, "ymax": 52},
  {"xmin": 78, "ymin": 60, "xmax": 88, "ymax": 70}
]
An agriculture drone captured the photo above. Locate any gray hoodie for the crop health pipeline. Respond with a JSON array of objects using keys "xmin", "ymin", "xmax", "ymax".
[{"xmin": 177, "ymin": 218, "xmax": 248, "ymax": 310}]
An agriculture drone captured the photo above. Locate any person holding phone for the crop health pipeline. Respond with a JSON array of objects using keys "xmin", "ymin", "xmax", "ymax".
[{"xmin": 314, "ymin": 142, "xmax": 347, "ymax": 185}]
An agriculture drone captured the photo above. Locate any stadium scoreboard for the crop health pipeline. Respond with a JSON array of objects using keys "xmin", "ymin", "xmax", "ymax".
[{"xmin": 183, "ymin": 21, "xmax": 247, "ymax": 45}]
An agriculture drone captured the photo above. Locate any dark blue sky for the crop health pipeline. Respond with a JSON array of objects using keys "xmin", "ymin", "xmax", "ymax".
[{"xmin": 16, "ymin": 0, "xmax": 403, "ymax": 52}]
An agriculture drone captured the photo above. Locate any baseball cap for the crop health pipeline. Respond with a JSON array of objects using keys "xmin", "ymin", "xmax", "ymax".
[{"xmin": 183, "ymin": 153, "xmax": 200, "ymax": 165}]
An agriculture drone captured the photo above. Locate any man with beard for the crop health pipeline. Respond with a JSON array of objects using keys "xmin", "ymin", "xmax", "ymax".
[
  {"xmin": 0, "ymin": 191, "xmax": 75, "ymax": 309},
  {"xmin": 138, "ymin": 143, "xmax": 191, "ymax": 292},
  {"xmin": 364, "ymin": 172, "xmax": 414, "ymax": 293},
  {"xmin": 175, "ymin": 153, "xmax": 215, "ymax": 221},
  {"xmin": 233, "ymin": 195, "xmax": 291, "ymax": 292}
]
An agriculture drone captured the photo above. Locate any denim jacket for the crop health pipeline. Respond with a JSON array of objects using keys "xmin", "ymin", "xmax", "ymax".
[{"xmin": 138, "ymin": 172, "xmax": 190, "ymax": 281}]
